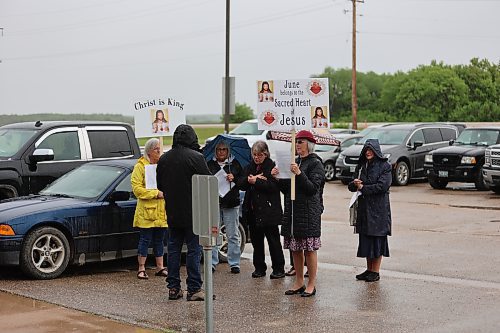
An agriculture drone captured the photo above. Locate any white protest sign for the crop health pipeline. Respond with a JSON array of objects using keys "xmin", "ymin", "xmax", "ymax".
[
  {"xmin": 133, "ymin": 97, "xmax": 186, "ymax": 138},
  {"xmin": 256, "ymin": 78, "xmax": 329, "ymax": 131}
]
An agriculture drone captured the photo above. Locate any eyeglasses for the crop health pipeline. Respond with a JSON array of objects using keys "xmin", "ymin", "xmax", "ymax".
[
  {"xmin": 153, "ymin": 147, "xmax": 161, "ymax": 152},
  {"xmin": 216, "ymin": 148, "xmax": 228, "ymax": 151},
  {"xmin": 296, "ymin": 140, "xmax": 306, "ymax": 144},
  {"xmin": 252, "ymin": 153, "xmax": 265, "ymax": 158}
]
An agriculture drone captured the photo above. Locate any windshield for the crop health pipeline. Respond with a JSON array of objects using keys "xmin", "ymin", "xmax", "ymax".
[
  {"xmin": 455, "ymin": 129, "xmax": 499, "ymax": 146},
  {"xmin": 40, "ymin": 164, "xmax": 125, "ymax": 199},
  {"xmin": 358, "ymin": 128, "xmax": 409, "ymax": 145},
  {"xmin": 229, "ymin": 122, "xmax": 263, "ymax": 136},
  {"xmin": 0, "ymin": 129, "xmax": 37, "ymax": 157}
]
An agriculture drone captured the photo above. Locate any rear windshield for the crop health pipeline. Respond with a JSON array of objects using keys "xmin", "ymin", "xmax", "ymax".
[
  {"xmin": 358, "ymin": 128, "xmax": 409, "ymax": 145},
  {"xmin": 230, "ymin": 122, "xmax": 263, "ymax": 136},
  {"xmin": 455, "ymin": 129, "xmax": 500, "ymax": 146},
  {"xmin": 0, "ymin": 129, "xmax": 37, "ymax": 157}
]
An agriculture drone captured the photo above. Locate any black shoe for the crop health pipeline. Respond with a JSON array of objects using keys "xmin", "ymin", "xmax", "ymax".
[
  {"xmin": 270, "ymin": 271, "xmax": 285, "ymax": 279},
  {"xmin": 365, "ymin": 271, "xmax": 380, "ymax": 282},
  {"xmin": 356, "ymin": 270, "xmax": 371, "ymax": 281},
  {"xmin": 301, "ymin": 287, "xmax": 316, "ymax": 297},
  {"xmin": 230, "ymin": 267, "xmax": 240, "ymax": 274},
  {"xmin": 284, "ymin": 285, "xmax": 306, "ymax": 295},
  {"xmin": 251, "ymin": 271, "xmax": 266, "ymax": 278}
]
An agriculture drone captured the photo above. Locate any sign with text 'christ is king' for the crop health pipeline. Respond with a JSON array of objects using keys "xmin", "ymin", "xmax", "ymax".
[
  {"xmin": 256, "ymin": 78, "xmax": 329, "ymax": 131},
  {"xmin": 133, "ymin": 97, "xmax": 186, "ymax": 138}
]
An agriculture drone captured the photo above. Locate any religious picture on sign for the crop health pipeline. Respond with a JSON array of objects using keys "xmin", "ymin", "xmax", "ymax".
[
  {"xmin": 151, "ymin": 109, "xmax": 169, "ymax": 134},
  {"xmin": 311, "ymin": 106, "xmax": 329, "ymax": 128},
  {"xmin": 132, "ymin": 97, "xmax": 186, "ymax": 138},
  {"xmin": 307, "ymin": 80, "xmax": 326, "ymax": 97},
  {"xmin": 257, "ymin": 80, "xmax": 275, "ymax": 103}
]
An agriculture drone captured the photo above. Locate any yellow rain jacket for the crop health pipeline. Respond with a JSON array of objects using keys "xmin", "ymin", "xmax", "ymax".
[{"xmin": 131, "ymin": 156, "xmax": 167, "ymax": 228}]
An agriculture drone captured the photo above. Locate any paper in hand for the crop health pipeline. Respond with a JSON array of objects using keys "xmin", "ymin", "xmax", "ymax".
[
  {"xmin": 145, "ymin": 164, "xmax": 158, "ymax": 189},
  {"xmin": 214, "ymin": 168, "xmax": 233, "ymax": 197},
  {"xmin": 274, "ymin": 150, "xmax": 294, "ymax": 179}
]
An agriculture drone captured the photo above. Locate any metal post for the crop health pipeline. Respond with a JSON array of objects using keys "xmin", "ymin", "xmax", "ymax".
[
  {"xmin": 351, "ymin": 0, "xmax": 358, "ymax": 130},
  {"xmin": 224, "ymin": 0, "xmax": 230, "ymax": 134},
  {"xmin": 203, "ymin": 246, "xmax": 214, "ymax": 333}
]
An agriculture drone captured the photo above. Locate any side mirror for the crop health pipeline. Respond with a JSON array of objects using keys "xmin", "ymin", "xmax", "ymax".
[
  {"xmin": 412, "ymin": 141, "xmax": 423, "ymax": 150},
  {"xmin": 108, "ymin": 190, "xmax": 130, "ymax": 202},
  {"xmin": 29, "ymin": 148, "xmax": 55, "ymax": 164},
  {"xmin": 449, "ymin": 139, "xmax": 455, "ymax": 146},
  {"xmin": 334, "ymin": 146, "xmax": 341, "ymax": 153}
]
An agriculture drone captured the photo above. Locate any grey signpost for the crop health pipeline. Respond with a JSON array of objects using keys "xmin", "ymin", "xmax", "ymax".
[{"xmin": 192, "ymin": 175, "xmax": 220, "ymax": 333}]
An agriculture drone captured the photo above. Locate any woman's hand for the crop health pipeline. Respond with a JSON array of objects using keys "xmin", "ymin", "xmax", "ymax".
[
  {"xmin": 226, "ymin": 173, "xmax": 234, "ymax": 182},
  {"xmin": 248, "ymin": 173, "xmax": 267, "ymax": 184},
  {"xmin": 157, "ymin": 190, "xmax": 164, "ymax": 199},
  {"xmin": 353, "ymin": 179, "xmax": 363, "ymax": 190},
  {"xmin": 290, "ymin": 163, "xmax": 301, "ymax": 175},
  {"xmin": 271, "ymin": 167, "xmax": 279, "ymax": 178}
]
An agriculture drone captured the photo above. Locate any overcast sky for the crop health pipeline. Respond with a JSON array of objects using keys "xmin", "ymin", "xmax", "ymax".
[{"xmin": 0, "ymin": 0, "xmax": 499, "ymax": 117}]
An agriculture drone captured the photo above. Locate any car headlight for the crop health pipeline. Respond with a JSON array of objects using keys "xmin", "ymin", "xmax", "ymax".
[
  {"xmin": 425, "ymin": 154, "xmax": 433, "ymax": 163},
  {"xmin": 461, "ymin": 156, "xmax": 476, "ymax": 164},
  {"xmin": 338, "ymin": 153, "xmax": 344, "ymax": 162},
  {"xmin": 485, "ymin": 149, "xmax": 491, "ymax": 166}
]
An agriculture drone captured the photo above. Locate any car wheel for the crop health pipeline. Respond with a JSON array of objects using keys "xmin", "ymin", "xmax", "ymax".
[
  {"xmin": 474, "ymin": 167, "xmax": 489, "ymax": 191},
  {"xmin": 393, "ymin": 161, "xmax": 410, "ymax": 186},
  {"xmin": 428, "ymin": 177, "xmax": 448, "ymax": 189},
  {"xmin": 20, "ymin": 227, "xmax": 70, "ymax": 280},
  {"xmin": 216, "ymin": 223, "xmax": 246, "ymax": 263},
  {"xmin": 324, "ymin": 162, "xmax": 335, "ymax": 181}
]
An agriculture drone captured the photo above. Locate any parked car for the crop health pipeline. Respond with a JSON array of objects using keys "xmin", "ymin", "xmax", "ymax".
[
  {"xmin": 0, "ymin": 160, "xmax": 246, "ymax": 279},
  {"xmin": 315, "ymin": 134, "xmax": 363, "ymax": 181},
  {"xmin": 424, "ymin": 127, "xmax": 500, "ymax": 190},
  {"xmin": 335, "ymin": 123, "xmax": 459, "ymax": 186},
  {"xmin": 483, "ymin": 144, "xmax": 500, "ymax": 194},
  {"xmin": 0, "ymin": 121, "xmax": 141, "ymax": 200},
  {"xmin": 328, "ymin": 128, "xmax": 360, "ymax": 135}
]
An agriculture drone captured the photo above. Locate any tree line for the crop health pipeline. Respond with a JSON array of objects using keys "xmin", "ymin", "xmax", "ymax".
[{"xmin": 316, "ymin": 58, "xmax": 500, "ymax": 123}]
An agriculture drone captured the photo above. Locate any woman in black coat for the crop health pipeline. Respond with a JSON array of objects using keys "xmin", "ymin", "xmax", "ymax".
[
  {"xmin": 348, "ymin": 138, "xmax": 392, "ymax": 282},
  {"xmin": 272, "ymin": 130, "xmax": 325, "ymax": 297},
  {"xmin": 238, "ymin": 140, "xmax": 285, "ymax": 279}
]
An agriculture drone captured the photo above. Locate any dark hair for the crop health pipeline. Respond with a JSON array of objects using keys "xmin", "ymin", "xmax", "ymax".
[
  {"xmin": 155, "ymin": 110, "xmax": 166, "ymax": 122},
  {"xmin": 313, "ymin": 107, "xmax": 326, "ymax": 118},
  {"xmin": 260, "ymin": 81, "xmax": 272, "ymax": 93}
]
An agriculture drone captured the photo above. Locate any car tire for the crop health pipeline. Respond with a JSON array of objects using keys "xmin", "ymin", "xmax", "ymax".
[
  {"xmin": 393, "ymin": 161, "xmax": 410, "ymax": 186},
  {"xmin": 341, "ymin": 179, "xmax": 350, "ymax": 185},
  {"xmin": 474, "ymin": 167, "xmax": 489, "ymax": 191},
  {"xmin": 324, "ymin": 162, "xmax": 336, "ymax": 181},
  {"xmin": 428, "ymin": 177, "xmax": 448, "ymax": 189},
  {"xmin": 216, "ymin": 223, "xmax": 246, "ymax": 263},
  {"xmin": 20, "ymin": 227, "xmax": 71, "ymax": 280}
]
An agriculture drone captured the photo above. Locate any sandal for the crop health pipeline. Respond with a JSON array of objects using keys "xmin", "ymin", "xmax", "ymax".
[
  {"xmin": 137, "ymin": 270, "xmax": 149, "ymax": 280},
  {"xmin": 285, "ymin": 267, "xmax": 296, "ymax": 276},
  {"xmin": 155, "ymin": 268, "xmax": 168, "ymax": 277}
]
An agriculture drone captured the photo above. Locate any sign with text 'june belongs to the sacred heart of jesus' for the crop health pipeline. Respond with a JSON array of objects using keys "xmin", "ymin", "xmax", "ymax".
[{"xmin": 256, "ymin": 78, "xmax": 330, "ymax": 131}]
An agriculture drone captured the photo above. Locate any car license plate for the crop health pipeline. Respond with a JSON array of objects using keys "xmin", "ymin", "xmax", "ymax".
[
  {"xmin": 350, "ymin": 166, "xmax": 356, "ymax": 172},
  {"xmin": 438, "ymin": 170, "xmax": 448, "ymax": 177}
]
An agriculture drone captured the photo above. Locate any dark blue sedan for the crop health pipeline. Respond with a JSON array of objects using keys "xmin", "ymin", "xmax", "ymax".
[{"xmin": 0, "ymin": 160, "xmax": 139, "ymax": 279}]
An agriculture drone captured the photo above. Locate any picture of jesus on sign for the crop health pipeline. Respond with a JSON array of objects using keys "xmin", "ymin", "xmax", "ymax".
[
  {"xmin": 258, "ymin": 81, "xmax": 274, "ymax": 103},
  {"xmin": 151, "ymin": 109, "xmax": 169, "ymax": 134},
  {"xmin": 311, "ymin": 106, "xmax": 329, "ymax": 128}
]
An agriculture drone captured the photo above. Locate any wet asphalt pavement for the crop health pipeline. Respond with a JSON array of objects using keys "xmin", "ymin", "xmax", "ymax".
[{"xmin": 1, "ymin": 181, "xmax": 500, "ymax": 332}]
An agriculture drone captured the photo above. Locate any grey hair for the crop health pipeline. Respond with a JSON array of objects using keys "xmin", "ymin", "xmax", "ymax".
[
  {"xmin": 252, "ymin": 140, "xmax": 270, "ymax": 157},
  {"xmin": 307, "ymin": 141, "xmax": 315, "ymax": 153},
  {"xmin": 144, "ymin": 138, "xmax": 160, "ymax": 162},
  {"xmin": 216, "ymin": 140, "xmax": 231, "ymax": 156}
]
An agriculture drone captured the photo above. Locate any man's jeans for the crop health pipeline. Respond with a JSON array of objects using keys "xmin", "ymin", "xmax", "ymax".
[
  {"xmin": 167, "ymin": 227, "xmax": 202, "ymax": 293},
  {"xmin": 212, "ymin": 207, "xmax": 241, "ymax": 268}
]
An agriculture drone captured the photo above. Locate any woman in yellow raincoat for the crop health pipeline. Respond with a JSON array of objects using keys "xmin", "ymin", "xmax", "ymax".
[{"xmin": 132, "ymin": 138, "xmax": 168, "ymax": 279}]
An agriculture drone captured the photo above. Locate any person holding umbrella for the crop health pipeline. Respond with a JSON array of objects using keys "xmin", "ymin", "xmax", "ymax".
[
  {"xmin": 272, "ymin": 130, "xmax": 325, "ymax": 297},
  {"xmin": 207, "ymin": 140, "xmax": 244, "ymax": 274}
]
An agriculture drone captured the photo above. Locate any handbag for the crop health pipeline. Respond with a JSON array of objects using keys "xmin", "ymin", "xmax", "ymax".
[{"xmin": 349, "ymin": 168, "xmax": 362, "ymax": 227}]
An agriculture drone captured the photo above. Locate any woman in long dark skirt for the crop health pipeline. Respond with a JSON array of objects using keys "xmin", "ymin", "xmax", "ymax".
[{"xmin": 348, "ymin": 138, "xmax": 392, "ymax": 282}]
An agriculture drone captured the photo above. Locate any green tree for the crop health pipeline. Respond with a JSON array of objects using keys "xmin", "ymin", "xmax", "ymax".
[{"xmin": 221, "ymin": 103, "xmax": 255, "ymax": 123}]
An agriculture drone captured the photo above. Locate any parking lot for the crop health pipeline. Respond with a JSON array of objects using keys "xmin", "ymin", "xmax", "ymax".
[{"xmin": 1, "ymin": 180, "xmax": 500, "ymax": 332}]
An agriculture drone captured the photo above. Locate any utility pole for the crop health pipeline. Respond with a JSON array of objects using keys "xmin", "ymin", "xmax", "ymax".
[
  {"xmin": 224, "ymin": 0, "xmax": 230, "ymax": 134},
  {"xmin": 351, "ymin": 0, "xmax": 363, "ymax": 130}
]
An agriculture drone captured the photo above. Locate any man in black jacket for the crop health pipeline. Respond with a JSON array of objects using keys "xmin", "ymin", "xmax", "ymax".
[{"xmin": 157, "ymin": 124, "xmax": 211, "ymax": 301}]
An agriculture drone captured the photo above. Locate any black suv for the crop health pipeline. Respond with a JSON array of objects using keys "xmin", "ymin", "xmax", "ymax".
[
  {"xmin": 0, "ymin": 121, "xmax": 141, "ymax": 199},
  {"xmin": 335, "ymin": 123, "xmax": 459, "ymax": 186},
  {"xmin": 424, "ymin": 127, "xmax": 500, "ymax": 190}
]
